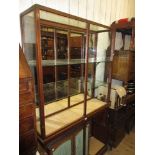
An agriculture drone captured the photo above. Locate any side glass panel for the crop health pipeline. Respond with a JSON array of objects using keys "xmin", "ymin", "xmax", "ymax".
[
  {"xmin": 88, "ymin": 33, "xmax": 96, "ymax": 97},
  {"xmin": 22, "ymin": 11, "xmax": 41, "ymax": 134},
  {"xmin": 95, "ymin": 32, "xmax": 110, "ymax": 101},
  {"xmin": 53, "ymin": 140, "xmax": 71, "ymax": 155}
]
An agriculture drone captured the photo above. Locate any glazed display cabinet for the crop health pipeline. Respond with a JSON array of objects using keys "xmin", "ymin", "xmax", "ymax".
[{"xmin": 20, "ymin": 4, "xmax": 111, "ymax": 155}]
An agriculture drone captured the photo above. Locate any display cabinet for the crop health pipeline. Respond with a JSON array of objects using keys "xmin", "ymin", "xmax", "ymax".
[{"xmin": 20, "ymin": 4, "xmax": 111, "ymax": 154}]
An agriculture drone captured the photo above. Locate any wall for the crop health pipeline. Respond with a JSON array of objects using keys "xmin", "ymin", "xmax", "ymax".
[{"xmin": 19, "ymin": 0, "xmax": 135, "ymax": 25}]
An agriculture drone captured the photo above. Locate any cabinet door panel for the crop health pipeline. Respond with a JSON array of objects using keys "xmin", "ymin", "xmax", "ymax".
[
  {"xmin": 53, "ymin": 140, "xmax": 71, "ymax": 155},
  {"xmin": 75, "ymin": 130, "xmax": 83, "ymax": 155}
]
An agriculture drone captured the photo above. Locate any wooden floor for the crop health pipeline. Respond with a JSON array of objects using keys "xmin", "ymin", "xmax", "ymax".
[{"xmin": 105, "ymin": 128, "xmax": 135, "ymax": 155}]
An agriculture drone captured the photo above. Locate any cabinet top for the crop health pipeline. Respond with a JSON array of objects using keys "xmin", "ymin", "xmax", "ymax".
[{"xmin": 20, "ymin": 4, "xmax": 110, "ymax": 32}]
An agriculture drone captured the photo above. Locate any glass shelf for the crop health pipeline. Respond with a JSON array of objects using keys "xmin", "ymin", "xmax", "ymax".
[{"xmin": 28, "ymin": 58, "xmax": 110, "ymax": 66}]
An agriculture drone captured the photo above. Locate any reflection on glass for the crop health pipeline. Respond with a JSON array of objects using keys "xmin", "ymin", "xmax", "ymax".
[
  {"xmin": 70, "ymin": 33, "xmax": 83, "ymax": 59},
  {"xmin": 41, "ymin": 27, "xmax": 55, "ymax": 103},
  {"xmin": 41, "ymin": 26, "xmax": 54, "ymax": 60},
  {"xmin": 89, "ymin": 33, "xmax": 96, "ymax": 59},
  {"xmin": 56, "ymin": 80, "xmax": 68, "ymax": 100},
  {"xmin": 57, "ymin": 66, "xmax": 67, "ymax": 81},
  {"xmin": 90, "ymin": 24, "xmax": 107, "ymax": 31},
  {"xmin": 88, "ymin": 33, "xmax": 96, "ymax": 97},
  {"xmin": 95, "ymin": 61, "xmax": 110, "ymax": 101},
  {"xmin": 42, "ymin": 66, "xmax": 55, "ymax": 103},
  {"xmin": 22, "ymin": 11, "xmax": 41, "ymax": 134},
  {"xmin": 88, "ymin": 63, "xmax": 94, "ymax": 97},
  {"xmin": 22, "ymin": 11, "xmax": 38, "ymax": 103},
  {"xmin": 43, "ymin": 82, "xmax": 55, "ymax": 103},
  {"xmin": 56, "ymin": 30, "xmax": 68, "ymax": 60},
  {"xmin": 40, "ymin": 10, "xmax": 86, "ymax": 29},
  {"xmin": 70, "ymin": 78, "xmax": 83, "ymax": 96}
]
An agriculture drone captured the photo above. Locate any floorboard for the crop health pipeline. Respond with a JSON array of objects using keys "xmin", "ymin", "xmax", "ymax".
[{"xmin": 105, "ymin": 128, "xmax": 135, "ymax": 155}]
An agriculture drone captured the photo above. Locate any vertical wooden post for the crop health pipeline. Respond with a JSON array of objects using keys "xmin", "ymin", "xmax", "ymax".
[
  {"xmin": 67, "ymin": 30, "xmax": 71, "ymax": 107},
  {"xmin": 54, "ymin": 29, "xmax": 58, "ymax": 100},
  {"xmin": 84, "ymin": 23, "xmax": 90, "ymax": 116},
  {"xmin": 81, "ymin": 34, "xmax": 85, "ymax": 93},
  {"xmin": 34, "ymin": 7, "xmax": 46, "ymax": 138},
  {"xmin": 92, "ymin": 33, "xmax": 98, "ymax": 98},
  {"xmin": 107, "ymin": 28, "xmax": 116, "ymax": 104},
  {"xmin": 130, "ymin": 26, "xmax": 135, "ymax": 50},
  {"xmin": 122, "ymin": 33, "xmax": 125, "ymax": 50}
]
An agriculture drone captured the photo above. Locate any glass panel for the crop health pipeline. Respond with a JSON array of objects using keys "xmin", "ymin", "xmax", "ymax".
[
  {"xmin": 41, "ymin": 27, "xmax": 56, "ymax": 103},
  {"xmin": 56, "ymin": 80, "xmax": 68, "ymax": 100},
  {"xmin": 69, "ymin": 18, "xmax": 86, "ymax": 29},
  {"xmin": 56, "ymin": 30, "xmax": 68, "ymax": 60},
  {"xmin": 56, "ymin": 29, "xmax": 68, "ymax": 101},
  {"xmin": 89, "ymin": 33, "xmax": 96, "ymax": 59},
  {"xmin": 90, "ymin": 24, "xmax": 107, "ymax": 31},
  {"xmin": 94, "ymin": 32, "xmax": 110, "ymax": 99},
  {"xmin": 87, "ymin": 63, "xmax": 94, "ymax": 97},
  {"xmin": 41, "ymin": 26, "xmax": 54, "ymax": 60},
  {"xmin": 69, "ymin": 65, "xmax": 84, "ymax": 102},
  {"xmin": 70, "ymin": 32, "xmax": 85, "ymax": 105},
  {"xmin": 53, "ymin": 140, "xmax": 71, "ymax": 155},
  {"xmin": 43, "ymin": 81, "xmax": 55, "ymax": 103},
  {"xmin": 87, "ymin": 33, "xmax": 96, "ymax": 97},
  {"xmin": 40, "ymin": 10, "xmax": 69, "ymax": 25},
  {"xmin": 70, "ymin": 78, "xmax": 83, "ymax": 96},
  {"xmin": 56, "ymin": 65, "xmax": 68, "ymax": 100},
  {"xmin": 70, "ymin": 33, "xmax": 83, "ymax": 59},
  {"xmin": 75, "ymin": 130, "xmax": 83, "ymax": 155},
  {"xmin": 22, "ymin": 11, "xmax": 41, "ymax": 134},
  {"xmin": 85, "ymin": 125, "xmax": 89, "ymax": 155},
  {"xmin": 40, "ymin": 10, "xmax": 86, "ymax": 29}
]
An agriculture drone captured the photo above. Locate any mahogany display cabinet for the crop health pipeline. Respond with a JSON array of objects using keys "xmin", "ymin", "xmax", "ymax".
[{"xmin": 20, "ymin": 4, "xmax": 112, "ymax": 155}]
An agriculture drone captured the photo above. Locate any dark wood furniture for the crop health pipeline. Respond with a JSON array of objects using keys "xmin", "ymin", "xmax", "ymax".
[
  {"xmin": 108, "ymin": 106, "xmax": 126, "ymax": 147},
  {"xmin": 20, "ymin": 4, "xmax": 111, "ymax": 155},
  {"xmin": 107, "ymin": 18, "xmax": 135, "ymax": 148},
  {"xmin": 19, "ymin": 46, "xmax": 37, "ymax": 155},
  {"xmin": 106, "ymin": 18, "xmax": 135, "ymax": 84},
  {"xmin": 92, "ymin": 108, "xmax": 109, "ymax": 145},
  {"xmin": 125, "ymin": 94, "xmax": 135, "ymax": 133},
  {"xmin": 112, "ymin": 50, "xmax": 135, "ymax": 82}
]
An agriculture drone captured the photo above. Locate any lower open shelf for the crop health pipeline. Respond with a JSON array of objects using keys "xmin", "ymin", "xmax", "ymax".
[
  {"xmin": 36, "ymin": 93, "xmax": 107, "ymax": 136},
  {"xmin": 89, "ymin": 137, "xmax": 106, "ymax": 155}
]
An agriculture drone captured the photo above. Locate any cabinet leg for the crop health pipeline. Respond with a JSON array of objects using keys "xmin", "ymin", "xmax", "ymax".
[{"xmin": 47, "ymin": 149, "xmax": 52, "ymax": 155}]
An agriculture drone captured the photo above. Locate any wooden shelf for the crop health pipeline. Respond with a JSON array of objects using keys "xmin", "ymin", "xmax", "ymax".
[
  {"xmin": 36, "ymin": 94, "xmax": 107, "ymax": 136},
  {"xmin": 89, "ymin": 137, "xmax": 105, "ymax": 155}
]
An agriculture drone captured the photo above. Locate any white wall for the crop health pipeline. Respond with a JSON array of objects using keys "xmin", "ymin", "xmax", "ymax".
[{"xmin": 19, "ymin": 0, "xmax": 135, "ymax": 25}]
